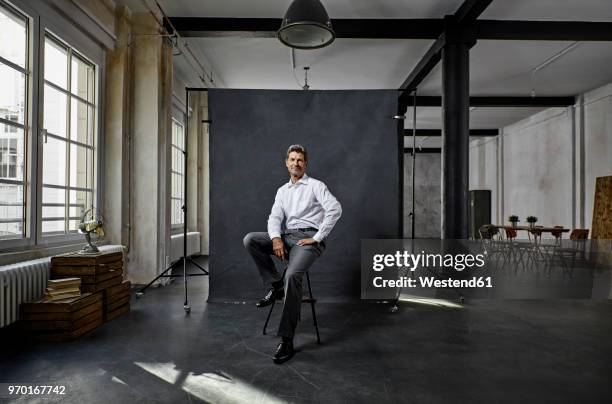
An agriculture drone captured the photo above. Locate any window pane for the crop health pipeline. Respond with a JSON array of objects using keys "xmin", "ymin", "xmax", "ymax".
[
  {"xmin": 0, "ymin": 124, "xmax": 25, "ymax": 181},
  {"xmin": 44, "ymin": 37, "xmax": 67, "ymax": 89},
  {"xmin": 42, "ymin": 220, "xmax": 64, "ymax": 234},
  {"xmin": 0, "ymin": 183, "xmax": 23, "ymax": 239},
  {"xmin": 69, "ymin": 219, "xmax": 80, "ymax": 232},
  {"xmin": 0, "ymin": 64, "xmax": 26, "ymax": 125},
  {"xmin": 69, "ymin": 189, "xmax": 91, "ymax": 218},
  {"xmin": 42, "ymin": 204, "xmax": 64, "ymax": 218},
  {"xmin": 71, "ymin": 55, "xmax": 94, "ymax": 103},
  {"xmin": 43, "ymin": 84, "xmax": 67, "ymax": 137},
  {"xmin": 171, "ymin": 199, "xmax": 182, "ymax": 225},
  {"xmin": 70, "ymin": 98, "xmax": 92, "ymax": 144},
  {"xmin": 43, "ymin": 137, "xmax": 66, "ymax": 186},
  {"xmin": 42, "ymin": 186, "xmax": 65, "ymax": 235},
  {"xmin": 0, "ymin": 5, "xmax": 27, "ymax": 68},
  {"xmin": 69, "ymin": 144, "xmax": 93, "ymax": 189}
]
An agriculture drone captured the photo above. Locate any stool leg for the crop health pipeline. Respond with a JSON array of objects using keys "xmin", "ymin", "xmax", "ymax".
[
  {"xmin": 306, "ymin": 272, "xmax": 321, "ymax": 344},
  {"xmin": 263, "ymin": 265, "xmax": 287, "ymax": 335},
  {"xmin": 263, "ymin": 299, "xmax": 275, "ymax": 335}
]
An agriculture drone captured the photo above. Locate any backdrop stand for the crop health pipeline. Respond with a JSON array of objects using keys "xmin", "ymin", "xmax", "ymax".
[
  {"xmin": 136, "ymin": 87, "xmax": 209, "ymax": 313},
  {"xmin": 389, "ymin": 91, "xmax": 464, "ymax": 313}
]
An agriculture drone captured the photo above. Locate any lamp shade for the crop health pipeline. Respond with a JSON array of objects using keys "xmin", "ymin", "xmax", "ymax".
[{"xmin": 277, "ymin": 0, "xmax": 335, "ymax": 50}]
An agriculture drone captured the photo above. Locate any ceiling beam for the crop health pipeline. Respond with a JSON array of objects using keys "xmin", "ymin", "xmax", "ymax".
[
  {"xmin": 477, "ymin": 20, "xmax": 612, "ymax": 41},
  {"xmin": 404, "ymin": 148, "xmax": 441, "ymax": 154},
  {"xmin": 404, "ymin": 129, "xmax": 498, "ymax": 137},
  {"xmin": 404, "ymin": 96, "xmax": 576, "ymax": 107},
  {"xmin": 454, "ymin": 0, "xmax": 494, "ymax": 25},
  {"xmin": 398, "ymin": 0, "xmax": 492, "ymax": 103},
  {"xmin": 168, "ymin": 17, "xmax": 444, "ymax": 39},
  {"xmin": 399, "ymin": 38, "xmax": 444, "ymax": 94},
  {"xmin": 169, "ymin": 17, "xmax": 612, "ymax": 42}
]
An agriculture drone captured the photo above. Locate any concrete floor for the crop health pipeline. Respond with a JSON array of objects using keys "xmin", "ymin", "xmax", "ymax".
[{"xmin": 1, "ymin": 261, "xmax": 611, "ymax": 404}]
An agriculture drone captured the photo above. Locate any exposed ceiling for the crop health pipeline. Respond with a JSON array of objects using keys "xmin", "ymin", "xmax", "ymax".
[{"xmin": 122, "ymin": 0, "xmax": 612, "ymax": 129}]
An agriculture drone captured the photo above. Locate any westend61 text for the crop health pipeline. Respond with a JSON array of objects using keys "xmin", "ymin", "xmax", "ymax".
[{"xmin": 372, "ymin": 276, "xmax": 493, "ymax": 288}]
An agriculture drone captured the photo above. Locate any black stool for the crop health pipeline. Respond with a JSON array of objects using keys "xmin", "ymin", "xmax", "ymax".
[{"xmin": 263, "ymin": 270, "xmax": 321, "ymax": 344}]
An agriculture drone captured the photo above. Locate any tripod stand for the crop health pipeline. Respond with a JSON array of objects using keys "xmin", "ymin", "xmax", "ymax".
[
  {"xmin": 136, "ymin": 87, "xmax": 210, "ymax": 313},
  {"xmin": 389, "ymin": 90, "xmax": 465, "ymax": 313}
]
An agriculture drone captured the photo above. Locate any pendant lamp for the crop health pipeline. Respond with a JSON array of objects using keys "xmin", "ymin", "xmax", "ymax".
[{"xmin": 277, "ymin": 0, "xmax": 335, "ymax": 50}]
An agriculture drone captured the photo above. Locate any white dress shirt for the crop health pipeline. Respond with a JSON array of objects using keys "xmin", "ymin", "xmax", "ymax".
[{"xmin": 267, "ymin": 174, "xmax": 342, "ymax": 243}]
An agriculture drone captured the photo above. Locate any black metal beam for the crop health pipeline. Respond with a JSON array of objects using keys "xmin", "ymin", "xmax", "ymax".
[
  {"xmin": 169, "ymin": 17, "xmax": 445, "ymax": 39},
  {"xmin": 403, "ymin": 96, "xmax": 576, "ymax": 107},
  {"xmin": 169, "ymin": 17, "xmax": 612, "ymax": 42},
  {"xmin": 399, "ymin": 37, "xmax": 444, "ymax": 97},
  {"xmin": 399, "ymin": 0, "xmax": 492, "ymax": 102},
  {"xmin": 477, "ymin": 20, "xmax": 612, "ymax": 41},
  {"xmin": 404, "ymin": 129, "xmax": 498, "ymax": 137},
  {"xmin": 454, "ymin": 0, "xmax": 494, "ymax": 24},
  {"xmin": 404, "ymin": 148, "xmax": 442, "ymax": 154}
]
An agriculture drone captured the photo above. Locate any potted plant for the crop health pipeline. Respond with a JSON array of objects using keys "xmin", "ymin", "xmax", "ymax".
[
  {"xmin": 508, "ymin": 215, "xmax": 519, "ymax": 228},
  {"xmin": 526, "ymin": 216, "xmax": 538, "ymax": 228}
]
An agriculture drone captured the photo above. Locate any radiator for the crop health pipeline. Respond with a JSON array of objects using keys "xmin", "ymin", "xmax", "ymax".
[
  {"xmin": 0, "ymin": 258, "xmax": 51, "ymax": 328},
  {"xmin": 171, "ymin": 231, "xmax": 201, "ymax": 261},
  {"xmin": 0, "ymin": 244, "xmax": 125, "ymax": 328}
]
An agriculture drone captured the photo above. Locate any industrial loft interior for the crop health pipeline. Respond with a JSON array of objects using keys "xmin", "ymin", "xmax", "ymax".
[{"xmin": 0, "ymin": 1, "xmax": 611, "ymax": 403}]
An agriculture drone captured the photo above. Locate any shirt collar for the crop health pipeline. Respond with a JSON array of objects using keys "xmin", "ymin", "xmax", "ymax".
[{"xmin": 288, "ymin": 173, "xmax": 309, "ymax": 188}]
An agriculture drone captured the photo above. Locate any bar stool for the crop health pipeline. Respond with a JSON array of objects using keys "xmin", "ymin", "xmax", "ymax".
[{"xmin": 263, "ymin": 269, "xmax": 321, "ymax": 344}]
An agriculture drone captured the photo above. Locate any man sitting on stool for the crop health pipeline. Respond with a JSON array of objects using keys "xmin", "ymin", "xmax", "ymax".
[{"xmin": 243, "ymin": 144, "xmax": 342, "ymax": 364}]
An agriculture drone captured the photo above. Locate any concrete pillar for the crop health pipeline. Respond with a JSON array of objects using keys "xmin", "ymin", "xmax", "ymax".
[
  {"xmin": 129, "ymin": 12, "xmax": 172, "ymax": 284},
  {"xmin": 103, "ymin": 5, "xmax": 131, "ymax": 247},
  {"xmin": 441, "ymin": 39, "xmax": 470, "ymax": 239}
]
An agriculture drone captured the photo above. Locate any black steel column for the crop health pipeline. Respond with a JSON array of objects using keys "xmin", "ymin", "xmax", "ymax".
[{"xmin": 441, "ymin": 37, "xmax": 470, "ymax": 239}]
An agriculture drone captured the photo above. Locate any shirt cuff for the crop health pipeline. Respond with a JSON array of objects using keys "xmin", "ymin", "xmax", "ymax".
[
  {"xmin": 269, "ymin": 232, "xmax": 281, "ymax": 240},
  {"xmin": 312, "ymin": 233, "xmax": 323, "ymax": 243}
]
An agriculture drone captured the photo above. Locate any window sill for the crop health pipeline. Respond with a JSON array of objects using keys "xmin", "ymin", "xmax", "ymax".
[{"xmin": 0, "ymin": 239, "xmax": 110, "ymax": 266}]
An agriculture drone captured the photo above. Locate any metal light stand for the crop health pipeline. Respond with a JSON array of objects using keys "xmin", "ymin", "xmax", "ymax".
[
  {"xmin": 136, "ymin": 87, "xmax": 209, "ymax": 313},
  {"xmin": 390, "ymin": 89, "xmax": 418, "ymax": 313},
  {"xmin": 390, "ymin": 89, "xmax": 464, "ymax": 312}
]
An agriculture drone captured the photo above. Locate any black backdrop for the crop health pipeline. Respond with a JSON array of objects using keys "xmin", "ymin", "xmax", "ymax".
[{"xmin": 208, "ymin": 89, "xmax": 398, "ymax": 302}]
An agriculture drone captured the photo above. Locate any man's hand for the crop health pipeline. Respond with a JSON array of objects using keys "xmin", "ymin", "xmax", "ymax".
[
  {"xmin": 272, "ymin": 237, "xmax": 287, "ymax": 260},
  {"xmin": 297, "ymin": 238, "xmax": 318, "ymax": 246}
]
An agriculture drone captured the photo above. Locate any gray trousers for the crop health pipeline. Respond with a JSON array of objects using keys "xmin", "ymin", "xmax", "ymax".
[{"xmin": 243, "ymin": 229, "xmax": 325, "ymax": 338}]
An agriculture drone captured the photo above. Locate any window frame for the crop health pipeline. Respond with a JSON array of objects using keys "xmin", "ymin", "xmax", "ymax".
[
  {"xmin": 39, "ymin": 32, "xmax": 97, "ymax": 241},
  {"xmin": 0, "ymin": 0, "xmax": 105, "ymax": 251},
  {"xmin": 0, "ymin": 1, "xmax": 31, "ymax": 248},
  {"xmin": 170, "ymin": 117, "xmax": 185, "ymax": 231}
]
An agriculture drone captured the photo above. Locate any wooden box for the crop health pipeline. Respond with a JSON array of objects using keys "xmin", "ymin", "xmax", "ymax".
[
  {"xmin": 51, "ymin": 251, "xmax": 124, "ymax": 293},
  {"xmin": 103, "ymin": 280, "xmax": 131, "ymax": 322},
  {"xmin": 19, "ymin": 293, "xmax": 103, "ymax": 341}
]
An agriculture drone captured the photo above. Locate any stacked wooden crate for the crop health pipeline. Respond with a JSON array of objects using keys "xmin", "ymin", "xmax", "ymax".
[
  {"xmin": 104, "ymin": 280, "xmax": 131, "ymax": 322},
  {"xmin": 51, "ymin": 251, "xmax": 124, "ymax": 293},
  {"xmin": 19, "ymin": 293, "xmax": 103, "ymax": 341},
  {"xmin": 51, "ymin": 250, "xmax": 130, "ymax": 322}
]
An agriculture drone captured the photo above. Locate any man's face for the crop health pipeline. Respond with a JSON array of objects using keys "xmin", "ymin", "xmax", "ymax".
[{"xmin": 286, "ymin": 151, "xmax": 307, "ymax": 178}]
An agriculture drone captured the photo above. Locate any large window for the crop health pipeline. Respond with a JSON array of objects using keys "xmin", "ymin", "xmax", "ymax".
[
  {"xmin": 0, "ymin": 2, "xmax": 27, "ymax": 240},
  {"xmin": 42, "ymin": 34, "xmax": 96, "ymax": 236},
  {"xmin": 171, "ymin": 119, "xmax": 185, "ymax": 227},
  {"xmin": 0, "ymin": 0, "xmax": 101, "ymax": 248}
]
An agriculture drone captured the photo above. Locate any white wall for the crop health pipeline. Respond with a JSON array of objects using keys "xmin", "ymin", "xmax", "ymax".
[
  {"xmin": 583, "ymin": 84, "xmax": 612, "ymax": 229},
  {"xmin": 469, "ymin": 80, "xmax": 612, "ymax": 237}
]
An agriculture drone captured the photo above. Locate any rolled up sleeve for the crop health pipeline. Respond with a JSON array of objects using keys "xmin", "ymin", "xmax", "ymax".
[
  {"xmin": 312, "ymin": 184, "xmax": 342, "ymax": 242},
  {"xmin": 267, "ymin": 189, "xmax": 284, "ymax": 239}
]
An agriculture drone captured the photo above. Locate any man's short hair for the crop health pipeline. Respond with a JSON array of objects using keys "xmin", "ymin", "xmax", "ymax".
[{"xmin": 286, "ymin": 144, "xmax": 308, "ymax": 161}]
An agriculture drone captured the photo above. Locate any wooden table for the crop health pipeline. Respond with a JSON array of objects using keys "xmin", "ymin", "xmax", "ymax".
[{"xmin": 494, "ymin": 225, "xmax": 570, "ymax": 233}]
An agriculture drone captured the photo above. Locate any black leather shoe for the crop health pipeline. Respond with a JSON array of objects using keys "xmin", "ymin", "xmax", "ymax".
[
  {"xmin": 273, "ymin": 339, "xmax": 294, "ymax": 364},
  {"xmin": 256, "ymin": 287, "xmax": 284, "ymax": 308}
]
